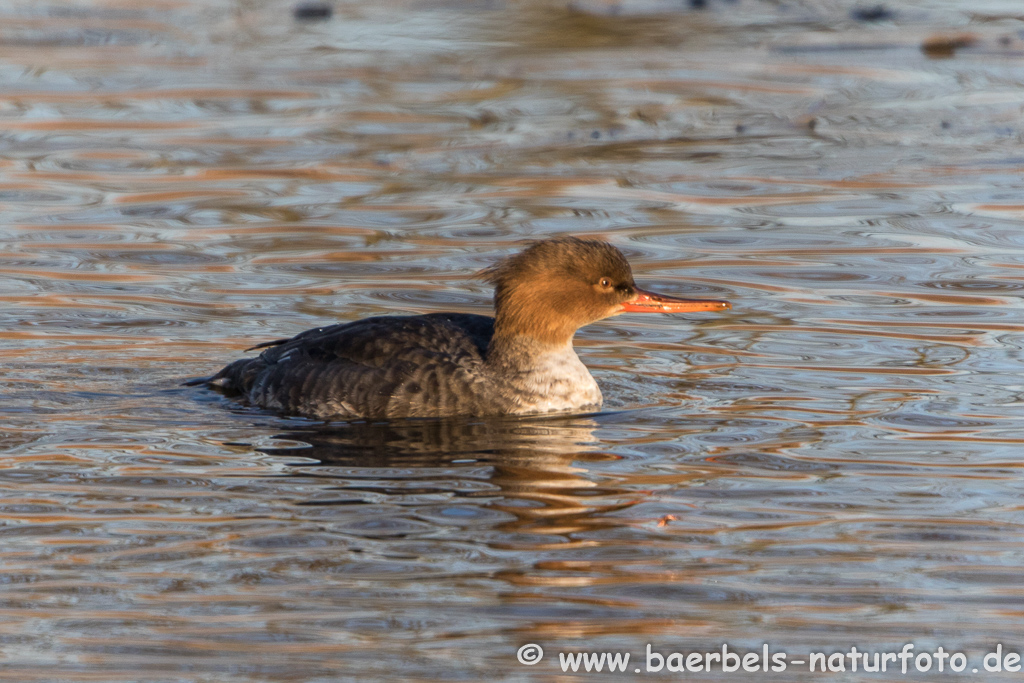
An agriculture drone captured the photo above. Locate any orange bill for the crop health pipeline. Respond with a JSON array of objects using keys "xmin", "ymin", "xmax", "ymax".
[{"xmin": 620, "ymin": 286, "xmax": 731, "ymax": 313}]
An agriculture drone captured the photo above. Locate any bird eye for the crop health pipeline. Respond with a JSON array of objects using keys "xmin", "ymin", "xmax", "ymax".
[{"xmin": 600, "ymin": 278, "xmax": 611, "ymax": 288}]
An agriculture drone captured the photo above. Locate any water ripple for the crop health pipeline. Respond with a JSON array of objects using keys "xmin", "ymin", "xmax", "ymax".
[{"xmin": 2, "ymin": 0, "xmax": 1024, "ymax": 679}]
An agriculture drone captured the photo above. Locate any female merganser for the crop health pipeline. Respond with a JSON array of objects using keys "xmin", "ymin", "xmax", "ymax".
[{"xmin": 189, "ymin": 237, "xmax": 730, "ymax": 420}]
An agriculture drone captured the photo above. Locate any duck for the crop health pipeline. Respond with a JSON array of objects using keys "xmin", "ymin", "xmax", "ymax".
[{"xmin": 187, "ymin": 236, "xmax": 730, "ymax": 420}]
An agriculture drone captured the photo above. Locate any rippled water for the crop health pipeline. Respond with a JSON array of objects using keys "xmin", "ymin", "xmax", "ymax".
[{"xmin": 3, "ymin": 0, "xmax": 1024, "ymax": 680}]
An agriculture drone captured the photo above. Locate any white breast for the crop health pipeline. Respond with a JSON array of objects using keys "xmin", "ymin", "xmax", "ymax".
[{"xmin": 505, "ymin": 345, "xmax": 603, "ymax": 415}]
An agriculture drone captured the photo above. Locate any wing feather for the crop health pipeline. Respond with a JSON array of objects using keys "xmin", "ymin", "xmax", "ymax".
[{"xmin": 202, "ymin": 313, "xmax": 495, "ymax": 419}]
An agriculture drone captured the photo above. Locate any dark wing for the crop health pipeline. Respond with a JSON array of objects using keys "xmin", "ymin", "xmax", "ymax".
[{"xmin": 203, "ymin": 313, "xmax": 495, "ymax": 419}]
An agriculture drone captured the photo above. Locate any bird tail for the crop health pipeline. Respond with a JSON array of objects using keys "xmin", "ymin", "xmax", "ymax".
[
  {"xmin": 182, "ymin": 374, "xmax": 218, "ymax": 387},
  {"xmin": 181, "ymin": 358, "xmax": 261, "ymax": 394}
]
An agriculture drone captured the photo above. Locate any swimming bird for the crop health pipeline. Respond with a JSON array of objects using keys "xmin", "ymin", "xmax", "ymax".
[{"xmin": 188, "ymin": 237, "xmax": 730, "ymax": 420}]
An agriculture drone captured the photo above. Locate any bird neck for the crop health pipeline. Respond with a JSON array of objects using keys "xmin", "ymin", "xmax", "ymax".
[
  {"xmin": 485, "ymin": 325, "xmax": 569, "ymax": 362},
  {"xmin": 486, "ymin": 329, "xmax": 575, "ymax": 372},
  {"xmin": 489, "ymin": 288, "xmax": 579, "ymax": 349}
]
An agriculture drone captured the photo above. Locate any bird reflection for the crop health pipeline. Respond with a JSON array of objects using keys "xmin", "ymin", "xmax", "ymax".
[{"xmin": 259, "ymin": 414, "xmax": 641, "ymax": 538}]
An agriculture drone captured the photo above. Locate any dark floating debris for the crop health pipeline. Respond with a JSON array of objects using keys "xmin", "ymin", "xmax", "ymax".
[
  {"xmin": 921, "ymin": 33, "xmax": 977, "ymax": 59},
  {"xmin": 851, "ymin": 5, "xmax": 893, "ymax": 22},
  {"xmin": 293, "ymin": 2, "xmax": 333, "ymax": 20},
  {"xmin": 469, "ymin": 110, "xmax": 499, "ymax": 129}
]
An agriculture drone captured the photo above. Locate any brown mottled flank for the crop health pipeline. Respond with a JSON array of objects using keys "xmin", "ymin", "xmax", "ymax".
[{"xmin": 212, "ymin": 313, "xmax": 500, "ymax": 418}]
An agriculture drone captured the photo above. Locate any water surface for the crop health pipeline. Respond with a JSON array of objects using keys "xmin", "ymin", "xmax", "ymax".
[{"xmin": 2, "ymin": 0, "xmax": 1024, "ymax": 680}]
